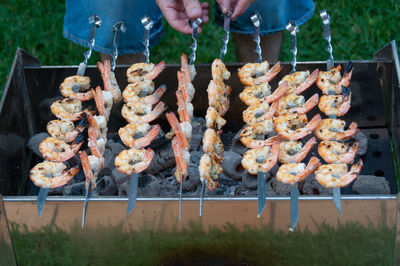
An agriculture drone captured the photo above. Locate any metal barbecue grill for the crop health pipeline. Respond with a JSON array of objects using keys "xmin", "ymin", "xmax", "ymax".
[{"xmin": 0, "ymin": 42, "xmax": 399, "ymax": 237}]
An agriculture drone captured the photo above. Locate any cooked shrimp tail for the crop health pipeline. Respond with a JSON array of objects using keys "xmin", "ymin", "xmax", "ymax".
[
  {"xmin": 142, "ymin": 101, "xmax": 167, "ymax": 123},
  {"xmin": 341, "ymin": 159, "xmax": 363, "ymax": 187},
  {"xmin": 294, "ymin": 137, "xmax": 317, "ymax": 162},
  {"xmin": 134, "ymin": 124, "xmax": 160, "ymax": 149},
  {"xmin": 297, "ymin": 156, "xmax": 322, "ymax": 182},
  {"xmin": 295, "ymin": 68, "xmax": 319, "ymax": 95},
  {"xmin": 144, "ymin": 61, "xmax": 166, "ymax": 80},
  {"xmin": 172, "ymin": 136, "xmax": 189, "ymax": 182},
  {"xmin": 80, "ymin": 151, "xmax": 96, "ymax": 190},
  {"xmin": 254, "ymin": 61, "xmax": 282, "ymax": 85},
  {"xmin": 266, "ymin": 81, "xmax": 289, "ymax": 103},
  {"xmin": 166, "ymin": 112, "xmax": 189, "ymax": 148}
]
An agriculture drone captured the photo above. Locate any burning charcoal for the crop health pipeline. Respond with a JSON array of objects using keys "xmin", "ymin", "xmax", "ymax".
[
  {"xmin": 354, "ymin": 131, "xmax": 368, "ymax": 156},
  {"xmin": 112, "ymin": 168, "xmax": 130, "ymax": 185},
  {"xmin": 231, "ymin": 129, "xmax": 248, "ymax": 155},
  {"xmin": 190, "ymin": 117, "xmax": 206, "ymax": 151},
  {"xmin": 63, "ymin": 181, "xmax": 86, "ymax": 196},
  {"xmin": 97, "ymin": 175, "xmax": 117, "ymax": 196},
  {"xmin": 224, "ymin": 185, "xmax": 239, "ymax": 196},
  {"xmin": 185, "ymin": 165, "xmax": 201, "ymax": 192},
  {"xmin": 300, "ymin": 174, "xmax": 332, "ymax": 195},
  {"xmin": 220, "ymin": 173, "xmax": 240, "ymax": 186},
  {"xmin": 27, "ymin": 132, "xmax": 49, "ymax": 158},
  {"xmin": 118, "ymin": 181, "xmax": 129, "ymax": 196},
  {"xmin": 222, "ymin": 151, "xmax": 244, "ymax": 181},
  {"xmin": 235, "ymin": 184, "xmax": 258, "ymax": 196},
  {"xmin": 271, "ymin": 178, "xmax": 291, "ymax": 195},
  {"xmin": 99, "ymin": 149, "xmax": 115, "ymax": 176},
  {"xmin": 266, "ymin": 180, "xmax": 278, "ymax": 196},
  {"xmin": 352, "ymin": 175, "xmax": 390, "ymax": 194},
  {"xmin": 138, "ymin": 174, "xmax": 161, "ymax": 197},
  {"xmin": 107, "ymin": 139, "xmax": 125, "ymax": 157},
  {"xmin": 159, "ymin": 176, "xmax": 179, "ymax": 197},
  {"xmin": 242, "ymin": 172, "xmax": 259, "ymax": 190},
  {"xmin": 145, "ymin": 143, "xmax": 176, "ymax": 175}
]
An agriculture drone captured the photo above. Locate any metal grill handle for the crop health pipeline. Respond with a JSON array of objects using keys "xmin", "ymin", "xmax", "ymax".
[
  {"xmin": 250, "ymin": 12, "xmax": 262, "ymax": 63},
  {"xmin": 111, "ymin": 21, "xmax": 126, "ymax": 71},
  {"xmin": 189, "ymin": 18, "xmax": 202, "ymax": 65},
  {"xmin": 286, "ymin": 20, "xmax": 299, "ymax": 73},
  {"xmin": 77, "ymin": 14, "xmax": 102, "ymax": 76},
  {"xmin": 141, "ymin": 16, "xmax": 154, "ymax": 64},
  {"xmin": 220, "ymin": 11, "xmax": 232, "ymax": 61},
  {"xmin": 320, "ymin": 9, "xmax": 334, "ymax": 70}
]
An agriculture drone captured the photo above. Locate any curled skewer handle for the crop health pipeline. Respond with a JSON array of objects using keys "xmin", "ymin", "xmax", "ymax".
[
  {"xmin": 286, "ymin": 20, "xmax": 299, "ymax": 73},
  {"xmin": 220, "ymin": 11, "xmax": 232, "ymax": 61},
  {"xmin": 189, "ymin": 18, "xmax": 202, "ymax": 65},
  {"xmin": 320, "ymin": 9, "xmax": 334, "ymax": 70},
  {"xmin": 77, "ymin": 14, "xmax": 102, "ymax": 76},
  {"xmin": 250, "ymin": 12, "xmax": 262, "ymax": 63},
  {"xmin": 111, "ymin": 21, "xmax": 126, "ymax": 71},
  {"xmin": 141, "ymin": 16, "xmax": 154, "ymax": 64}
]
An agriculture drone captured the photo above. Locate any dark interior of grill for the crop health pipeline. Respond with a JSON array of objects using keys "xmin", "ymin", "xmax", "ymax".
[{"xmin": 0, "ymin": 49, "xmax": 397, "ymax": 196}]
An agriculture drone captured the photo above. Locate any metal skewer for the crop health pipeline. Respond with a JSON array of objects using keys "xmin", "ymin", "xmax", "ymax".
[
  {"xmin": 179, "ymin": 175, "xmax": 183, "ymax": 221},
  {"xmin": 141, "ymin": 16, "xmax": 153, "ymax": 64},
  {"xmin": 289, "ymin": 185, "xmax": 299, "ymax": 231},
  {"xmin": 199, "ymin": 179, "xmax": 206, "ymax": 216},
  {"xmin": 286, "ymin": 21, "xmax": 299, "ymax": 73},
  {"xmin": 220, "ymin": 12, "xmax": 232, "ymax": 61},
  {"xmin": 111, "ymin": 21, "xmax": 126, "ymax": 71},
  {"xmin": 189, "ymin": 18, "xmax": 202, "ymax": 65},
  {"xmin": 320, "ymin": 9, "xmax": 334, "ymax": 70},
  {"xmin": 126, "ymin": 173, "xmax": 139, "ymax": 216},
  {"xmin": 37, "ymin": 15, "xmax": 101, "ymax": 217},
  {"xmin": 329, "ymin": 114, "xmax": 343, "ymax": 215},
  {"xmin": 77, "ymin": 14, "xmax": 102, "ymax": 76},
  {"xmin": 250, "ymin": 12, "xmax": 262, "ymax": 63},
  {"xmin": 82, "ymin": 179, "xmax": 92, "ymax": 228}
]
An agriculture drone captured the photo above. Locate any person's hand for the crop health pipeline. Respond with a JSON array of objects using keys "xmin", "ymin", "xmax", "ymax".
[
  {"xmin": 216, "ymin": 0, "xmax": 256, "ymax": 20},
  {"xmin": 156, "ymin": 0, "xmax": 210, "ymax": 34}
]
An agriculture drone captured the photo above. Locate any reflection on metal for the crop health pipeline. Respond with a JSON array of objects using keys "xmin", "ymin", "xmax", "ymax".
[
  {"xmin": 320, "ymin": 9, "xmax": 334, "ymax": 70},
  {"xmin": 289, "ymin": 185, "xmax": 299, "ymax": 231},
  {"xmin": 257, "ymin": 171, "xmax": 266, "ymax": 218},
  {"xmin": 36, "ymin": 187, "xmax": 48, "ymax": 217},
  {"xmin": 126, "ymin": 173, "xmax": 139, "ymax": 217},
  {"xmin": 0, "ymin": 195, "xmax": 17, "ymax": 266},
  {"xmin": 333, "ymin": 187, "xmax": 342, "ymax": 215}
]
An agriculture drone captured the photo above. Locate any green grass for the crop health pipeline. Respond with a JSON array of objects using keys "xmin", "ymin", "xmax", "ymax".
[
  {"xmin": 11, "ymin": 222, "xmax": 395, "ymax": 265},
  {"xmin": 1, "ymin": 0, "xmax": 399, "ymax": 97}
]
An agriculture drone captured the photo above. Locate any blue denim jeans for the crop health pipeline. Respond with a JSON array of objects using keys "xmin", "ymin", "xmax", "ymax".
[{"xmin": 64, "ymin": 1, "xmax": 314, "ymax": 55}]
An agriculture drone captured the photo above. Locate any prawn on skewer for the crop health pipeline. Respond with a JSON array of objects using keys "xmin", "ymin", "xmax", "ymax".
[
  {"xmin": 199, "ymin": 154, "xmax": 222, "ymax": 192},
  {"xmin": 318, "ymin": 93, "xmax": 351, "ymax": 117},
  {"xmin": 274, "ymin": 113, "xmax": 322, "ymax": 141},
  {"xmin": 119, "ymin": 123, "xmax": 161, "ymax": 149},
  {"xmin": 314, "ymin": 118, "xmax": 359, "ymax": 141},
  {"xmin": 318, "ymin": 140, "xmax": 359, "ymax": 164},
  {"xmin": 242, "ymin": 142, "xmax": 280, "ymax": 175},
  {"xmin": 97, "ymin": 60, "xmax": 122, "ymax": 103},
  {"xmin": 30, "ymin": 161, "xmax": 79, "ymax": 189},
  {"xmin": 59, "ymin": 75, "xmax": 94, "ymax": 101},
  {"xmin": 39, "ymin": 137, "xmax": 83, "ymax": 162},
  {"xmin": 114, "ymin": 148, "xmax": 155, "ymax": 175},
  {"xmin": 46, "ymin": 118, "xmax": 87, "ymax": 143},
  {"xmin": 276, "ymin": 93, "xmax": 319, "ymax": 116},
  {"xmin": 279, "ymin": 69, "xmax": 319, "ymax": 95},
  {"xmin": 276, "ymin": 156, "xmax": 322, "ymax": 185},
  {"xmin": 316, "ymin": 62, "xmax": 353, "ymax": 95},
  {"xmin": 315, "ymin": 160, "xmax": 363, "ymax": 188},
  {"xmin": 238, "ymin": 61, "xmax": 282, "ymax": 86},
  {"xmin": 279, "ymin": 137, "xmax": 317, "ymax": 164},
  {"xmin": 126, "ymin": 61, "xmax": 166, "ymax": 83}
]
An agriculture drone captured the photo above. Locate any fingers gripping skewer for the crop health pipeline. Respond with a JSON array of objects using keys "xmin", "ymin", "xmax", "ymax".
[
  {"xmin": 220, "ymin": 11, "xmax": 232, "ymax": 61},
  {"xmin": 141, "ymin": 16, "xmax": 154, "ymax": 64},
  {"xmin": 286, "ymin": 21, "xmax": 299, "ymax": 73},
  {"xmin": 77, "ymin": 14, "xmax": 102, "ymax": 76},
  {"xmin": 189, "ymin": 18, "xmax": 202, "ymax": 65},
  {"xmin": 320, "ymin": 9, "xmax": 334, "ymax": 70},
  {"xmin": 250, "ymin": 12, "xmax": 262, "ymax": 63},
  {"xmin": 111, "ymin": 21, "xmax": 126, "ymax": 71}
]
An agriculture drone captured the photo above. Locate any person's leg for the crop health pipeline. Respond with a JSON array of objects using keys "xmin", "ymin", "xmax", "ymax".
[
  {"xmin": 100, "ymin": 53, "xmax": 145, "ymax": 64},
  {"xmin": 233, "ymin": 31, "xmax": 282, "ymax": 63}
]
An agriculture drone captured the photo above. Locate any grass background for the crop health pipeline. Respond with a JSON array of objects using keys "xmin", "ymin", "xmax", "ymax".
[
  {"xmin": 1, "ymin": 0, "xmax": 399, "ymax": 264},
  {"xmin": 1, "ymin": 0, "xmax": 399, "ymax": 96}
]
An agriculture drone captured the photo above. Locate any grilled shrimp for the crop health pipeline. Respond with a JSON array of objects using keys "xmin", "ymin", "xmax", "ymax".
[
  {"xmin": 126, "ymin": 61, "xmax": 165, "ymax": 83},
  {"xmin": 172, "ymin": 136, "xmax": 190, "ymax": 183},
  {"xmin": 278, "ymin": 69, "xmax": 319, "ymax": 95},
  {"xmin": 241, "ymin": 142, "xmax": 280, "ymax": 175},
  {"xmin": 318, "ymin": 140, "xmax": 359, "ymax": 164},
  {"xmin": 88, "ymin": 126, "xmax": 106, "ymax": 159},
  {"xmin": 46, "ymin": 118, "xmax": 87, "ymax": 142},
  {"xmin": 121, "ymin": 101, "xmax": 166, "ymax": 124},
  {"xmin": 199, "ymin": 153, "xmax": 222, "ymax": 192},
  {"xmin": 243, "ymin": 101, "xmax": 278, "ymax": 126},
  {"xmin": 119, "ymin": 123, "xmax": 160, "ymax": 149},
  {"xmin": 176, "ymin": 90, "xmax": 193, "ymax": 122},
  {"xmin": 114, "ymin": 148, "xmax": 155, "ymax": 175},
  {"xmin": 274, "ymin": 113, "xmax": 322, "ymax": 140},
  {"xmin": 316, "ymin": 62, "xmax": 353, "ymax": 95},
  {"xmin": 97, "ymin": 60, "xmax": 122, "ymax": 103},
  {"xmin": 59, "ymin": 75, "xmax": 93, "ymax": 101},
  {"xmin": 279, "ymin": 137, "xmax": 317, "ymax": 164},
  {"xmin": 318, "ymin": 93, "xmax": 351, "ymax": 117},
  {"xmin": 206, "ymin": 107, "xmax": 226, "ymax": 130},
  {"xmin": 177, "ymin": 70, "xmax": 195, "ymax": 103},
  {"xmin": 276, "ymin": 93, "xmax": 319, "ymax": 116},
  {"xmin": 50, "ymin": 98, "xmax": 92, "ymax": 121},
  {"xmin": 166, "ymin": 112, "xmax": 190, "ymax": 145},
  {"xmin": 80, "ymin": 150, "xmax": 98, "ymax": 190},
  {"xmin": 207, "ymin": 78, "xmax": 231, "ymax": 116},
  {"xmin": 124, "ymin": 85, "xmax": 166, "ymax": 105},
  {"xmin": 314, "ymin": 118, "xmax": 359, "ymax": 141},
  {"xmin": 202, "ymin": 128, "xmax": 224, "ymax": 163},
  {"xmin": 180, "ymin": 53, "xmax": 196, "ymax": 82},
  {"xmin": 276, "ymin": 156, "xmax": 322, "ymax": 185},
  {"xmin": 240, "ymin": 126, "xmax": 282, "ymax": 148},
  {"xmin": 239, "ymin": 81, "xmax": 289, "ymax": 106},
  {"xmin": 93, "ymin": 86, "xmax": 113, "ymax": 120},
  {"xmin": 39, "ymin": 137, "xmax": 83, "ymax": 162},
  {"xmin": 238, "ymin": 61, "xmax": 282, "ymax": 86},
  {"xmin": 123, "ymin": 80, "xmax": 155, "ymax": 100},
  {"xmin": 30, "ymin": 161, "xmax": 79, "ymax": 188},
  {"xmin": 315, "ymin": 159, "xmax": 363, "ymax": 188},
  {"xmin": 212, "ymin": 59, "xmax": 231, "ymax": 82},
  {"xmin": 88, "ymin": 114, "xmax": 108, "ymax": 139}
]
